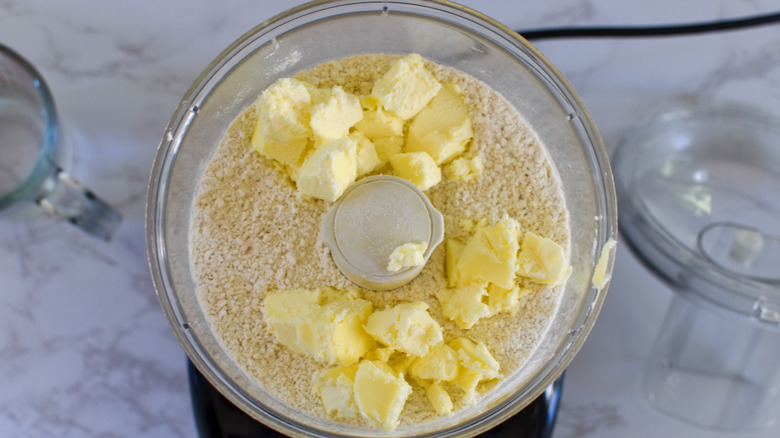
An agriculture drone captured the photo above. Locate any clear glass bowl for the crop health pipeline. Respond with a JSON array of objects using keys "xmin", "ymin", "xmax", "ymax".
[{"xmin": 146, "ymin": 1, "xmax": 617, "ymax": 436}]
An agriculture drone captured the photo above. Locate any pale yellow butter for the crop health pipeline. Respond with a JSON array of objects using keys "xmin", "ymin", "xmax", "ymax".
[
  {"xmin": 435, "ymin": 283, "xmax": 490, "ymax": 329},
  {"xmin": 262, "ymin": 289, "xmax": 322, "ymax": 355},
  {"xmin": 409, "ymin": 342, "xmax": 459, "ymax": 382},
  {"xmin": 253, "ymin": 77, "xmax": 312, "ymax": 142},
  {"xmin": 389, "ymin": 151, "xmax": 441, "ymax": 191},
  {"xmin": 348, "ymin": 131, "xmax": 382, "ymax": 176},
  {"xmin": 592, "ymin": 238, "xmax": 617, "ymax": 290},
  {"xmin": 456, "ymin": 216, "xmax": 520, "ymax": 289},
  {"xmin": 365, "ymin": 301, "xmax": 443, "ymax": 357},
  {"xmin": 355, "ymin": 95, "xmax": 404, "ymax": 138},
  {"xmin": 299, "ymin": 298, "xmax": 377, "ymax": 366},
  {"xmin": 262, "ymin": 289, "xmax": 375, "ymax": 366},
  {"xmin": 486, "ymin": 283, "xmax": 526, "ymax": 316},
  {"xmin": 516, "ymin": 230, "xmax": 568, "ymax": 284},
  {"xmin": 297, "ymin": 136, "xmax": 358, "ymax": 202},
  {"xmin": 424, "ymin": 382, "xmax": 453, "ymax": 416},
  {"xmin": 406, "ymin": 82, "xmax": 473, "ymax": 164},
  {"xmin": 313, "ymin": 363, "xmax": 360, "ymax": 418},
  {"xmin": 449, "ymin": 337, "xmax": 501, "ymax": 401},
  {"xmin": 371, "ymin": 53, "xmax": 442, "ymax": 120},
  {"xmin": 309, "ymin": 86, "xmax": 363, "ymax": 140},
  {"xmin": 372, "ymin": 135, "xmax": 404, "ymax": 165},
  {"xmin": 251, "ymin": 77, "xmax": 313, "ymax": 166},
  {"xmin": 445, "ymin": 238, "xmax": 465, "ymax": 288},
  {"xmin": 445, "ymin": 155, "xmax": 484, "ymax": 181},
  {"xmin": 387, "ymin": 241, "xmax": 428, "ymax": 272},
  {"xmin": 353, "ymin": 360, "xmax": 412, "ymax": 430}
]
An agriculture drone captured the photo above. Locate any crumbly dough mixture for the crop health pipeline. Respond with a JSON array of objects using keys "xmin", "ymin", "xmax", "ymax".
[{"xmin": 190, "ymin": 54, "xmax": 569, "ymax": 427}]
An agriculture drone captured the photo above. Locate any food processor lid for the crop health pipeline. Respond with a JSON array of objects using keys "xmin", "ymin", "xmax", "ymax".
[{"xmin": 613, "ymin": 101, "xmax": 780, "ymax": 328}]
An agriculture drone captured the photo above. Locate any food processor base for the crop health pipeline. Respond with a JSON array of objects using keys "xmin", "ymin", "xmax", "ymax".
[{"xmin": 188, "ymin": 360, "xmax": 563, "ymax": 438}]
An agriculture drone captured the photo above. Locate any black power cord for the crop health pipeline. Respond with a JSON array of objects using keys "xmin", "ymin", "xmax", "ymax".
[{"xmin": 518, "ymin": 10, "xmax": 780, "ymax": 40}]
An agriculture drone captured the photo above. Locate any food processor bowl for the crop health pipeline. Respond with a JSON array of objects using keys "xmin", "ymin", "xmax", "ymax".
[{"xmin": 146, "ymin": 1, "xmax": 617, "ymax": 436}]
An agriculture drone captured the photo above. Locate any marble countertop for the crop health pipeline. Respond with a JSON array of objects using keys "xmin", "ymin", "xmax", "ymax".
[{"xmin": 2, "ymin": 1, "xmax": 779, "ymax": 437}]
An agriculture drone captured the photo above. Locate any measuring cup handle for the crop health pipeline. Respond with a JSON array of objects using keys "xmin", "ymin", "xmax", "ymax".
[{"xmin": 36, "ymin": 167, "xmax": 122, "ymax": 241}]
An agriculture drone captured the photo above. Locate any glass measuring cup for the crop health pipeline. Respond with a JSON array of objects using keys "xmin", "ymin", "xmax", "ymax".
[{"xmin": 0, "ymin": 44, "xmax": 121, "ymax": 240}]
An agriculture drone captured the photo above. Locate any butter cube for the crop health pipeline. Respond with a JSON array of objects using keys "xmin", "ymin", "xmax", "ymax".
[
  {"xmin": 486, "ymin": 283, "xmax": 526, "ymax": 316},
  {"xmin": 390, "ymin": 152, "xmax": 441, "ymax": 191},
  {"xmin": 251, "ymin": 78, "xmax": 313, "ymax": 166},
  {"xmin": 456, "ymin": 217, "xmax": 520, "ymax": 289},
  {"xmin": 406, "ymin": 83, "xmax": 473, "ymax": 164},
  {"xmin": 254, "ymin": 78, "xmax": 312, "ymax": 141},
  {"xmin": 435, "ymin": 283, "xmax": 490, "ymax": 329},
  {"xmin": 445, "ymin": 156, "xmax": 484, "ymax": 181},
  {"xmin": 371, "ymin": 54, "xmax": 442, "ymax": 120},
  {"xmin": 516, "ymin": 231, "xmax": 568, "ymax": 284},
  {"xmin": 424, "ymin": 382, "xmax": 453, "ymax": 416},
  {"xmin": 448, "ymin": 337, "xmax": 500, "ymax": 400},
  {"xmin": 365, "ymin": 302, "xmax": 443, "ymax": 357},
  {"xmin": 309, "ymin": 86, "xmax": 363, "ymax": 140},
  {"xmin": 262, "ymin": 289, "xmax": 322, "ymax": 355},
  {"xmin": 409, "ymin": 342, "xmax": 459, "ymax": 382},
  {"xmin": 353, "ymin": 360, "xmax": 412, "ymax": 430},
  {"xmin": 349, "ymin": 131, "xmax": 382, "ymax": 176},
  {"xmin": 450, "ymin": 337, "xmax": 500, "ymax": 380},
  {"xmin": 355, "ymin": 96, "xmax": 404, "ymax": 138},
  {"xmin": 298, "ymin": 298, "xmax": 376, "ymax": 366},
  {"xmin": 262, "ymin": 289, "xmax": 375, "ymax": 366},
  {"xmin": 458, "ymin": 217, "xmax": 488, "ymax": 234},
  {"xmin": 387, "ymin": 241, "xmax": 428, "ymax": 272},
  {"xmin": 372, "ymin": 136, "xmax": 404, "ymax": 165},
  {"xmin": 313, "ymin": 364, "xmax": 360, "ymax": 418},
  {"xmin": 251, "ymin": 134, "xmax": 311, "ymax": 168},
  {"xmin": 445, "ymin": 238, "xmax": 465, "ymax": 288},
  {"xmin": 297, "ymin": 136, "xmax": 358, "ymax": 202}
]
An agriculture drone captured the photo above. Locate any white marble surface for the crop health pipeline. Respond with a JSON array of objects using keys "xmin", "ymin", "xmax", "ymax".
[{"xmin": 2, "ymin": 1, "xmax": 779, "ymax": 437}]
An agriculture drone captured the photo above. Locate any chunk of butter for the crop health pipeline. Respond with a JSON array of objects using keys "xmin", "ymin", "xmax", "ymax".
[
  {"xmin": 372, "ymin": 135, "xmax": 404, "ymax": 165},
  {"xmin": 435, "ymin": 283, "xmax": 490, "ymax": 329},
  {"xmin": 456, "ymin": 216, "xmax": 520, "ymax": 289},
  {"xmin": 387, "ymin": 241, "xmax": 428, "ymax": 272},
  {"xmin": 251, "ymin": 77, "xmax": 312, "ymax": 166},
  {"xmin": 364, "ymin": 301, "xmax": 443, "ymax": 357},
  {"xmin": 408, "ymin": 342, "xmax": 459, "ymax": 382},
  {"xmin": 445, "ymin": 238, "xmax": 465, "ymax": 288},
  {"xmin": 592, "ymin": 238, "xmax": 617, "ymax": 290},
  {"xmin": 448, "ymin": 337, "xmax": 500, "ymax": 401},
  {"xmin": 445, "ymin": 156, "xmax": 484, "ymax": 181},
  {"xmin": 424, "ymin": 382, "xmax": 453, "ymax": 416},
  {"xmin": 349, "ymin": 131, "xmax": 382, "ymax": 176},
  {"xmin": 313, "ymin": 363, "xmax": 360, "ymax": 418},
  {"xmin": 297, "ymin": 136, "xmax": 358, "ymax": 202},
  {"xmin": 389, "ymin": 151, "xmax": 441, "ymax": 191},
  {"xmin": 355, "ymin": 95, "xmax": 404, "ymax": 138},
  {"xmin": 262, "ymin": 289, "xmax": 375, "ymax": 366},
  {"xmin": 353, "ymin": 360, "xmax": 412, "ymax": 430},
  {"xmin": 406, "ymin": 82, "xmax": 473, "ymax": 164},
  {"xmin": 516, "ymin": 231, "xmax": 568, "ymax": 284},
  {"xmin": 309, "ymin": 85, "xmax": 363, "ymax": 140},
  {"xmin": 262, "ymin": 289, "xmax": 321, "ymax": 355},
  {"xmin": 486, "ymin": 283, "xmax": 526, "ymax": 316},
  {"xmin": 371, "ymin": 53, "xmax": 442, "ymax": 120}
]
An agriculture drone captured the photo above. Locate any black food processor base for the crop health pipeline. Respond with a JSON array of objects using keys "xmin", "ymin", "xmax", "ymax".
[{"xmin": 188, "ymin": 360, "xmax": 563, "ymax": 438}]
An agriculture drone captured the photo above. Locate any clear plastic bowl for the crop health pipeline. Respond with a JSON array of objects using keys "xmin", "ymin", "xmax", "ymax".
[
  {"xmin": 146, "ymin": 1, "xmax": 617, "ymax": 436},
  {"xmin": 613, "ymin": 100, "xmax": 780, "ymax": 430},
  {"xmin": 612, "ymin": 100, "xmax": 780, "ymax": 325}
]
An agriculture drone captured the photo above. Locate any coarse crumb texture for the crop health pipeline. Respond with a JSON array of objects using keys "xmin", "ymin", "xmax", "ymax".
[{"xmin": 190, "ymin": 54, "xmax": 569, "ymax": 427}]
